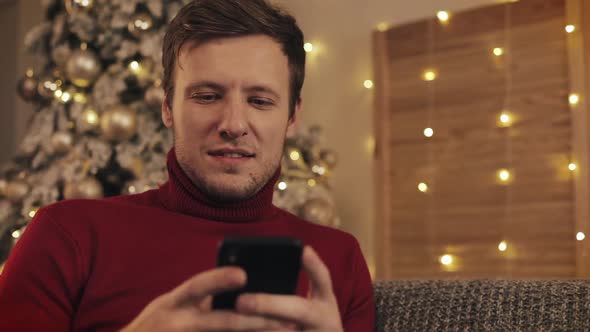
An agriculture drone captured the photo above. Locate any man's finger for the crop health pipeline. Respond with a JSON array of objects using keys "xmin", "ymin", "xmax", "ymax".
[
  {"xmin": 236, "ymin": 293, "xmax": 316, "ymax": 326},
  {"xmin": 167, "ymin": 267, "xmax": 246, "ymax": 307},
  {"xmin": 302, "ymin": 246, "xmax": 334, "ymax": 301}
]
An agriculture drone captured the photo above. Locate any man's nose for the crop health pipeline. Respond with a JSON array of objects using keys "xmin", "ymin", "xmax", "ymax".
[{"xmin": 217, "ymin": 98, "xmax": 248, "ymax": 139}]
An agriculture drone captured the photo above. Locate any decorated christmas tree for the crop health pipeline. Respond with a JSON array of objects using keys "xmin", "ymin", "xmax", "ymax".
[{"xmin": 0, "ymin": 0, "xmax": 338, "ymax": 267}]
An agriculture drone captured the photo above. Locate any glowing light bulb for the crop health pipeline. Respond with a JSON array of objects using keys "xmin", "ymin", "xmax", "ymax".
[
  {"xmin": 569, "ymin": 163, "xmax": 577, "ymax": 171},
  {"xmin": 577, "ymin": 232, "xmax": 586, "ymax": 241},
  {"xmin": 418, "ymin": 182, "xmax": 429, "ymax": 193},
  {"xmin": 307, "ymin": 179, "xmax": 316, "ymax": 187},
  {"xmin": 129, "ymin": 61, "xmax": 141, "ymax": 74},
  {"xmin": 498, "ymin": 169, "xmax": 511, "ymax": 182},
  {"xmin": 289, "ymin": 150, "xmax": 300, "ymax": 161},
  {"xmin": 12, "ymin": 230, "xmax": 21, "ymax": 239},
  {"xmin": 437, "ymin": 11, "xmax": 450, "ymax": 23},
  {"xmin": 278, "ymin": 182, "xmax": 287, "ymax": 190},
  {"xmin": 424, "ymin": 127, "xmax": 434, "ymax": 138},
  {"xmin": 364, "ymin": 80, "xmax": 374, "ymax": 89},
  {"xmin": 377, "ymin": 22, "xmax": 390, "ymax": 32},
  {"xmin": 498, "ymin": 112, "xmax": 512, "ymax": 127},
  {"xmin": 60, "ymin": 91, "xmax": 71, "ymax": 103},
  {"xmin": 498, "ymin": 241, "xmax": 507, "ymax": 252},
  {"xmin": 440, "ymin": 254, "xmax": 453, "ymax": 265},
  {"xmin": 85, "ymin": 110, "xmax": 99, "ymax": 125},
  {"xmin": 493, "ymin": 47, "xmax": 504, "ymax": 56},
  {"xmin": 566, "ymin": 25, "xmax": 576, "ymax": 33},
  {"xmin": 128, "ymin": 186, "xmax": 136, "ymax": 194},
  {"xmin": 569, "ymin": 94, "xmax": 580, "ymax": 106},
  {"xmin": 54, "ymin": 89, "xmax": 63, "ymax": 98},
  {"xmin": 423, "ymin": 70, "xmax": 437, "ymax": 81},
  {"xmin": 303, "ymin": 43, "xmax": 313, "ymax": 53}
]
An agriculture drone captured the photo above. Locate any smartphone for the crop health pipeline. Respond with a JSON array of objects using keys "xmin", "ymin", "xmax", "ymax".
[{"xmin": 212, "ymin": 236, "xmax": 303, "ymax": 310}]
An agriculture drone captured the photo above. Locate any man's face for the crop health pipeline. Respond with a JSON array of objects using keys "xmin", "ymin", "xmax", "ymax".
[{"xmin": 162, "ymin": 35, "xmax": 299, "ymax": 203}]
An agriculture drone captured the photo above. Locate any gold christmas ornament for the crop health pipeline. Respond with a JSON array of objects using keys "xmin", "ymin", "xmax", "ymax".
[
  {"xmin": 100, "ymin": 105, "xmax": 138, "ymax": 141},
  {"xmin": 65, "ymin": 48, "xmax": 102, "ymax": 88},
  {"xmin": 300, "ymin": 198, "xmax": 335, "ymax": 226},
  {"xmin": 65, "ymin": 0, "xmax": 94, "ymax": 14},
  {"xmin": 76, "ymin": 106, "xmax": 100, "ymax": 133},
  {"xmin": 4, "ymin": 180, "xmax": 30, "ymax": 203},
  {"xmin": 51, "ymin": 132, "xmax": 74, "ymax": 154},
  {"xmin": 144, "ymin": 85, "xmax": 165, "ymax": 108},
  {"xmin": 64, "ymin": 178, "xmax": 104, "ymax": 199},
  {"xmin": 17, "ymin": 72, "xmax": 39, "ymax": 102},
  {"xmin": 128, "ymin": 11, "xmax": 154, "ymax": 38}
]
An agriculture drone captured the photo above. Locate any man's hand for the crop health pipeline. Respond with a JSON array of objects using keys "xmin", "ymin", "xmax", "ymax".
[
  {"xmin": 120, "ymin": 267, "xmax": 291, "ymax": 332},
  {"xmin": 235, "ymin": 246, "xmax": 343, "ymax": 331}
]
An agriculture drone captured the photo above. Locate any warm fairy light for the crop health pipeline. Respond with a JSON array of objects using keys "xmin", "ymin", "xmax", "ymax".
[
  {"xmin": 498, "ymin": 169, "xmax": 511, "ymax": 182},
  {"xmin": 418, "ymin": 182, "xmax": 429, "ymax": 193},
  {"xmin": 312, "ymin": 165, "xmax": 326, "ymax": 175},
  {"xmin": 498, "ymin": 112, "xmax": 512, "ymax": 127},
  {"xmin": 73, "ymin": 92, "xmax": 87, "ymax": 104},
  {"xmin": 440, "ymin": 254, "xmax": 453, "ymax": 265},
  {"xmin": 569, "ymin": 94, "xmax": 580, "ymax": 106},
  {"xmin": 493, "ymin": 47, "xmax": 504, "ymax": 56},
  {"xmin": 54, "ymin": 89, "xmax": 63, "ymax": 98},
  {"xmin": 278, "ymin": 181, "xmax": 287, "ymax": 190},
  {"xmin": 437, "ymin": 11, "xmax": 450, "ymax": 23},
  {"xmin": 289, "ymin": 150, "xmax": 300, "ymax": 161},
  {"xmin": 577, "ymin": 232, "xmax": 586, "ymax": 241},
  {"xmin": 303, "ymin": 43, "xmax": 313, "ymax": 53},
  {"xmin": 569, "ymin": 163, "xmax": 577, "ymax": 171},
  {"xmin": 307, "ymin": 179, "xmax": 316, "ymax": 187},
  {"xmin": 377, "ymin": 22, "xmax": 390, "ymax": 32},
  {"xmin": 85, "ymin": 110, "xmax": 99, "ymax": 125},
  {"xmin": 129, "ymin": 61, "xmax": 141, "ymax": 74},
  {"xmin": 364, "ymin": 80, "xmax": 374, "ymax": 89},
  {"xmin": 424, "ymin": 127, "xmax": 434, "ymax": 138},
  {"xmin": 26, "ymin": 69, "xmax": 34, "ymax": 77},
  {"xmin": 423, "ymin": 70, "xmax": 437, "ymax": 81},
  {"xmin": 12, "ymin": 230, "xmax": 21, "ymax": 239},
  {"xmin": 565, "ymin": 25, "xmax": 576, "ymax": 33},
  {"xmin": 128, "ymin": 186, "xmax": 136, "ymax": 194},
  {"xmin": 498, "ymin": 241, "xmax": 507, "ymax": 252},
  {"xmin": 60, "ymin": 91, "xmax": 72, "ymax": 103},
  {"xmin": 28, "ymin": 209, "xmax": 37, "ymax": 218}
]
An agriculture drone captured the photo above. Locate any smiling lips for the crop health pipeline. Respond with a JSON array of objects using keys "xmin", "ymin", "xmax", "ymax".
[{"xmin": 207, "ymin": 148, "xmax": 256, "ymax": 163}]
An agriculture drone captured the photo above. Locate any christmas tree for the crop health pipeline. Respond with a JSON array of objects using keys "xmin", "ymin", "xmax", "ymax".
[{"xmin": 0, "ymin": 0, "xmax": 338, "ymax": 268}]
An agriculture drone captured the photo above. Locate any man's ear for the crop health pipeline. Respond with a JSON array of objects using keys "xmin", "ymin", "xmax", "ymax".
[
  {"xmin": 161, "ymin": 96, "xmax": 173, "ymax": 128},
  {"xmin": 286, "ymin": 101, "xmax": 301, "ymax": 138}
]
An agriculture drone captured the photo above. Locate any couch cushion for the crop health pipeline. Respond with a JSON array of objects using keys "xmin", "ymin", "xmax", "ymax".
[{"xmin": 373, "ymin": 280, "xmax": 590, "ymax": 331}]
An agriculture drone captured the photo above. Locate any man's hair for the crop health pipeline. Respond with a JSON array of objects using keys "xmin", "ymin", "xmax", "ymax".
[{"xmin": 162, "ymin": 0, "xmax": 306, "ymax": 118}]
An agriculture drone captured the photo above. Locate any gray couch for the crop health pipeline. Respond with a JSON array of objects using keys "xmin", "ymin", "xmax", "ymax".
[{"xmin": 373, "ymin": 280, "xmax": 590, "ymax": 331}]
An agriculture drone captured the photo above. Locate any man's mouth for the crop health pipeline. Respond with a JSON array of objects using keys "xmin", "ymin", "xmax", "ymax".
[{"xmin": 207, "ymin": 149, "xmax": 256, "ymax": 159}]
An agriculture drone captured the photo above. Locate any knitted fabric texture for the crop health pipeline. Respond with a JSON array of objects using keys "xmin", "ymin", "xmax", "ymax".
[{"xmin": 373, "ymin": 280, "xmax": 590, "ymax": 331}]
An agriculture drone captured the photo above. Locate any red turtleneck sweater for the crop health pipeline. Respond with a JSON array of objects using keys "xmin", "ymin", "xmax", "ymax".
[{"xmin": 0, "ymin": 149, "xmax": 374, "ymax": 331}]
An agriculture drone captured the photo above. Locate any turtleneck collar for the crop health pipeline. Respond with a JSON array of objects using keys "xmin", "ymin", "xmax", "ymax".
[{"xmin": 157, "ymin": 148, "xmax": 280, "ymax": 222}]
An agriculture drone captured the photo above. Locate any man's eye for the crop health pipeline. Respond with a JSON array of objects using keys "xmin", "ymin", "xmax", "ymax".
[
  {"xmin": 249, "ymin": 97, "xmax": 274, "ymax": 108},
  {"xmin": 192, "ymin": 93, "xmax": 219, "ymax": 103}
]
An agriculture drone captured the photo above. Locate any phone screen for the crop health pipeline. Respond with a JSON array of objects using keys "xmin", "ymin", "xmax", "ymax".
[{"xmin": 212, "ymin": 236, "xmax": 303, "ymax": 310}]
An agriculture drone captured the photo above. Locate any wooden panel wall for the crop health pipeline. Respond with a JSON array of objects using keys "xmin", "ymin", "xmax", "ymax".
[{"xmin": 373, "ymin": 0, "xmax": 590, "ymax": 279}]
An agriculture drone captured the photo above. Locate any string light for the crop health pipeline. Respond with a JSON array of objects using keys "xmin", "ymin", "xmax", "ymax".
[
  {"xmin": 423, "ymin": 127, "xmax": 434, "ymax": 138},
  {"xmin": 569, "ymin": 163, "xmax": 577, "ymax": 171},
  {"xmin": 577, "ymin": 232, "xmax": 586, "ymax": 241},
  {"xmin": 307, "ymin": 179, "xmax": 316, "ymax": 187},
  {"xmin": 498, "ymin": 240, "xmax": 508, "ymax": 252},
  {"xmin": 440, "ymin": 254, "xmax": 453, "ymax": 265},
  {"xmin": 497, "ymin": 169, "xmax": 511, "ymax": 182},
  {"xmin": 565, "ymin": 25, "xmax": 576, "ymax": 33},
  {"xmin": 422, "ymin": 70, "xmax": 437, "ymax": 81},
  {"xmin": 128, "ymin": 60, "xmax": 142, "ymax": 74},
  {"xmin": 289, "ymin": 150, "xmax": 300, "ymax": 161},
  {"xmin": 363, "ymin": 80, "xmax": 374, "ymax": 89},
  {"xmin": 498, "ymin": 111, "xmax": 513, "ymax": 127},
  {"xmin": 303, "ymin": 42, "xmax": 313, "ymax": 53},
  {"xmin": 377, "ymin": 22, "xmax": 390, "ymax": 32},
  {"xmin": 312, "ymin": 165, "xmax": 326, "ymax": 175},
  {"xmin": 569, "ymin": 94, "xmax": 580, "ymax": 106},
  {"xmin": 28, "ymin": 208, "xmax": 38, "ymax": 218},
  {"xmin": 12, "ymin": 230, "xmax": 21, "ymax": 239},
  {"xmin": 493, "ymin": 47, "xmax": 504, "ymax": 56},
  {"xmin": 60, "ymin": 91, "xmax": 72, "ymax": 103},
  {"xmin": 85, "ymin": 109, "xmax": 99, "ymax": 125},
  {"xmin": 278, "ymin": 181, "xmax": 287, "ymax": 190},
  {"xmin": 437, "ymin": 11, "xmax": 450, "ymax": 23},
  {"xmin": 418, "ymin": 182, "xmax": 429, "ymax": 193}
]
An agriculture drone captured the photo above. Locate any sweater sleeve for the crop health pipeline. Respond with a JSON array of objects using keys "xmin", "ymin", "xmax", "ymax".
[
  {"xmin": 342, "ymin": 238, "xmax": 375, "ymax": 332},
  {"xmin": 0, "ymin": 207, "xmax": 83, "ymax": 331}
]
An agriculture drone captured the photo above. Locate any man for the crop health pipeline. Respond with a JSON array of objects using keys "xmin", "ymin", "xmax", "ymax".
[{"xmin": 0, "ymin": 0, "xmax": 375, "ymax": 331}]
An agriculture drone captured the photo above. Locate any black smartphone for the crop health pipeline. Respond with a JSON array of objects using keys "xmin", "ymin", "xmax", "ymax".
[{"xmin": 212, "ymin": 236, "xmax": 303, "ymax": 310}]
